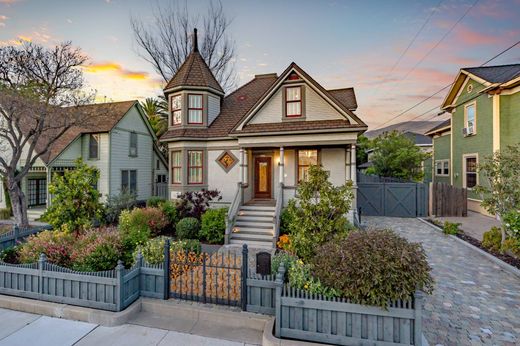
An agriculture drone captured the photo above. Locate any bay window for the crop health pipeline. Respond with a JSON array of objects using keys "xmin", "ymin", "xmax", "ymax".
[
  {"xmin": 171, "ymin": 94, "xmax": 182, "ymax": 125},
  {"xmin": 188, "ymin": 94, "xmax": 203, "ymax": 124},
  {"xmin": 188, "ymin": 150, "xmax": 203, "ymax": 184}
]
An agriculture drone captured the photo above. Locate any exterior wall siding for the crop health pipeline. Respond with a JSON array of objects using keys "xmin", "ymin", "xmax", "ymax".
[
  {"xmin": 82, "ymin": 132, "xmax": 110, "ymax": 199},
  {"xmin": 321, "ymin": 147, "xmax": 346, "ymax": 186},
  {"xmin": 432, "ymin": 133, "xmax": 451, "ymax": 184},
  {"xmin": 451, "ymin": 78, "xmax": 493, "ymax": 200},
  {"xmin": 207, "ymin": 95, "xmax": 221, "ymax": 125},
  {"xmin": 207, "ymin": 149, "xmax": 241, "ymax": 203},
  {"xmin": 500, "ymin": 91, "xmax": 520, "ymax": 148}
]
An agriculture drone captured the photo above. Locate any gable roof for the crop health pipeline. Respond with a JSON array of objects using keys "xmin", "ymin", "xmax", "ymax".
[
  {"xmin": 327, "ymin": 88, "xmax": 358, "ymax": 110},
  {"xmin": 232, "ymin": 62, "xmax": 367, "ymax": 132},
  {"xmin": 160, "ymin": 75, "xmax": 278, "ymax": 140},
  {"xmin": 425, "ymin": 119, "xmax": 451, "ymax": 136},
  {"xmin": 40, "ymin": 101, "xmax": 137, "ymax": 164},
  {"xmin": 464, "ymin": 64, "xmax": 520, "ymax": 84}
]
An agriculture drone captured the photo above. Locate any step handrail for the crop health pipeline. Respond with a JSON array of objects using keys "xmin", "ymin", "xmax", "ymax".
[
  {"xmin": 273, "ymin": 182, "xmax": 284, "ymax": 247},
  {"xmin": 225, "ymin": 182, "xmax": 243, "ymax": 244}
]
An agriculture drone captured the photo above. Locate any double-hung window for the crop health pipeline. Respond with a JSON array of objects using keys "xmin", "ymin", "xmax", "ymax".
[
  {"xmin": 187, "ymin": 150, "xmax": 203, "ymax": 184},
  {"xmin": 89, "ymin": 134, "xmax": 99, "ymax": 159},
  {"xmin": 435, "ymin": 160, "xmax": 449, "ymax": 176},
  {"xmin": 285, "ymin": 86, "xmax": 302, "ymax": 117},
  {"xmin": 129, "ymin": 132, "xmax": 138, "ymax": 157},
  {"xmin": 122, "ymin": 170, "xmax": 137, "ymax": 194},
  {"xmin": 171, "ymin": 95, "xmax": 182, "ymax": 125},
  {"xmin": 171, "ymin": 151, "xmax": 182, "ymax": 184},
  {"xmin": 188, "ymin": 94, "xmax": 203, "ymax": 124},
  {"xmin": 297, "ymin": 149, "xmax": 318, "ymax": 182},
  {"xmin": 465, "ymin": 103, "xmax": 476, "ymax": 134},
  {"xmin": 464, "ymin": 156, "xmax": 478, "ymax": 189}
]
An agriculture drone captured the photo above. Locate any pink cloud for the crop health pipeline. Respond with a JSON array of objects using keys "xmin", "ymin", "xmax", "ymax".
[{"xmin": 454, "ymin": 24, "xmax": 502, "ymax": 45}]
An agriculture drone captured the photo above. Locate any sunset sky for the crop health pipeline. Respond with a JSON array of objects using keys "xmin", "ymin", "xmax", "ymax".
[{"xmin": 1, "ymin": 0, "xmax": 519, "ymax": 129}]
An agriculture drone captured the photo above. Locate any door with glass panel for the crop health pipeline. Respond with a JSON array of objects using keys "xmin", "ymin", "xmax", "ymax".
[
  {"xmin": 254, "ymin": 157, "xmax": 272, "ymax": 199},
  {"xmin": 27, "ymin": 178, "xmax": 46, "ymax": 207}
]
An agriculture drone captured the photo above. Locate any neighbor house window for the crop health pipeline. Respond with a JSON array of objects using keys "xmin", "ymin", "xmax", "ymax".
[
  {"xmin": 188, "ymin": 94, "xmax": 203, "ymax": 124},
  {"xmin": 122, "ymin": 170, "xmax": 137, "ymax": 194},
  {"xmin": 465, "ymin": 103, "xmax": 476, "ymax": 132},
  {"xmin": 285, "ymin": 86, "xmax": 302, "ymax": 117},
  {"xmin": 298, "ymin": 149, "xmax": 318, "ymax": 182},
  {"xmin": 435, "ymin": 160, "xmax": 449, "ymax": 176},
  {"xmin": 188, "ymin": 150, "xmax": 203, "ymax": 184},
  {"xmin": 171, "ymin": 94, "xmax": 182, "ymax": 125},
  {"xmin": 129, "ymin": 132, "xmax": 138, "ymax": 157},
  {"xmin": 89, "ymin": 134, "xmax": 99, "ymax": 159},
  {"xmin": 464, "ymin": 156, "xmax": 477, "ymax": 188},
  {"xmin": 171, "ymin": 151, "xmax": 182, "ymax": 184}
]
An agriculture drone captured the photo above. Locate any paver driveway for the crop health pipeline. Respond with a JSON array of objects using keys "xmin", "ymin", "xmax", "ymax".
[{"xmin": 364, "ymin": 217, "xmax": 520, "ymax": 346}]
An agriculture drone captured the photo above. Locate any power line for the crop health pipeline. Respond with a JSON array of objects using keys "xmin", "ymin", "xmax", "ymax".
[{"xmin": 373, "ymin": 39, "xmax": 520, "ymax": 131}]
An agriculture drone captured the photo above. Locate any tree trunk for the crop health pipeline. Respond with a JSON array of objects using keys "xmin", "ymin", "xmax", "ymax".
[{"xmin": 7, "ymin": 178, "xmax": 29, "ymax": 228}]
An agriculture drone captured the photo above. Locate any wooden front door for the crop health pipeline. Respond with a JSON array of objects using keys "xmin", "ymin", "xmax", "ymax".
[{"xmin": 254, "ymin": 157, "xmax": 272, "ymax": 199}]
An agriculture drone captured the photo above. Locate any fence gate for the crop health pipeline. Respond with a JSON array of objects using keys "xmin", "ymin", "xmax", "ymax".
[
  {"xmin": 357, "ymin": 177, "xmax": 428, "ymax": 218},
  {"xmin": 169, "ymin": 246, "xmax": 246, "ymax": 307},
  {"xmin": 431, "ymin": 182, "xmax": 467, "ymax": 217}
]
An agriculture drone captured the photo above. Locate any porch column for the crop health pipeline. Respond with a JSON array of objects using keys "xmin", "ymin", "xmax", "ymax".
[
  {"xmin": 350, "ymin": 144, "xmax": 357, "ymax": 186},
  {"xmin": 240, "ymin": 148, "xmax": 245, "ymax": 184},
  {"xmin": 279, "ymin": 146, "xmax": 284, "ymax": 185},
  {"xmin": 345, "ymin": 146, "xmax": 352, "ymax": 181}
]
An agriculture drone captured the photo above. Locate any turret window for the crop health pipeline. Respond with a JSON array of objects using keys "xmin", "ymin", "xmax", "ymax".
[
  {"xmin": 171, "ymin": 95, "xmax": 182, "ymax": 125},
  {"xmin": 188, "ymin": 94, "xmax": 203, "ymax": 124}
]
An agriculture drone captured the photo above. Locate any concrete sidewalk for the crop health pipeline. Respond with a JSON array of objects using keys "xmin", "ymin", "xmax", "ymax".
[
  {"xmin": 0, "ymin": 308, "xmax": 254, "ymax": 346},
  {"xmin": 434, "ymin": 210, "xmax": 500, "ymax": 241}
]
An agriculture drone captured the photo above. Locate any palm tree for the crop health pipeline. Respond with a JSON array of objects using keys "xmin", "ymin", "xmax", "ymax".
[{"xmin": 141, "ymin": 97, "xmax": 167, "ymax": 138}]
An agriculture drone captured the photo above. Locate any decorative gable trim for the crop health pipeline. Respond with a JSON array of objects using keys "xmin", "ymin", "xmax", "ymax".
[
  {"xmin": 232, "ymin": 63, "xmax": 367, "ymax": 132},
  {"xmin": 441, "ymin": 70, "xmax": 493, "ymax": 110}
]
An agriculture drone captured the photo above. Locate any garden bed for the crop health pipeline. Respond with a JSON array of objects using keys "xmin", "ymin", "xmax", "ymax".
[{"xmin": 425, "ymin": 219, "xmax": 520, "ymax": 270}]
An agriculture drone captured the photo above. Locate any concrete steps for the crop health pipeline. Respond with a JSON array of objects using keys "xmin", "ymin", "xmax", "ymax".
[{"xmin": 229, "ymin": 204, "xmax": 276, "ymax": 249}]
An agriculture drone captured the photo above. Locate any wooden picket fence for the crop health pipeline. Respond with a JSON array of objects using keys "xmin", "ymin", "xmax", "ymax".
[
  {"xmin": 431, "ymin": 182, "xmax": 467, "ymax": 217},
  {"xmin": 0, "ymin": 225, "xmax": 52, "ymax": 251}
]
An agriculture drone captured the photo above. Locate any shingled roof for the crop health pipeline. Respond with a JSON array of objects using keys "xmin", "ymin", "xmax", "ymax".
[
  {"xmin": 163, "ymin": 29, "xmax": 224, "ymax": 94},
  {"xmin": 464, "ymin": 64, "xmax": 520, "ymax": 84},
  {"xmin": 327, "ymin": 88, "xmax": 358, "ymax": 110}
]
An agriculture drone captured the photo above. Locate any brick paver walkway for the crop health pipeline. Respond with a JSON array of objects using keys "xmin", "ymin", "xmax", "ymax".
[{"xmin": 364, "ymin": 217, "xmax": 520, "ymax": 346}]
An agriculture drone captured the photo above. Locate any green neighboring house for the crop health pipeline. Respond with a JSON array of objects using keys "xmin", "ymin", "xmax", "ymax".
[{"xmin": 426, "ymin": 63, "xmax": 520, "ymax": 215}]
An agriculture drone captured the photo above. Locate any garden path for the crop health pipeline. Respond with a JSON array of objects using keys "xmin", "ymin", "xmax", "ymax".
[{"xmin": 364, "ymin": 216, "xmax": 519, "ymax": 346}]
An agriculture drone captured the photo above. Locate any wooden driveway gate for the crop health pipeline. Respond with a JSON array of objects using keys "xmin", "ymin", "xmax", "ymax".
[{"xmin": 357, "ymin": 181, "xmax": 428, "ymax": 218}]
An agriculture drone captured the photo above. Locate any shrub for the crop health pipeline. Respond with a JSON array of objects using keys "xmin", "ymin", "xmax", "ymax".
[
  {"xmin": 310, "ymin": 230, "xmax": 434, "ymax": 308},
  {"xmin": 286, "ymin": 165, "xmax": 354, "ymax": 262},
  {"xmin": 171, "ymin": 239, "xmax": 201, "ymax": 254},
  {"xmin": 18, "ymin": 229, "xmax": 75, "ymax": 267},
  {"xmin": 504, "ymin": 210, "xmax": 520, "ymax": 240},
  {"xmin": 136, "ymin": 237, "xmax": 201, "ymax": 265},
  {"xmin": 147, "ymin": 196, "xmax": 166, "ymax": 208},
  {"xmin": 41, "ymin": 159, "xmax": 103, "ymax": 232},
  {"xmin": 200, "ymin": 208, "xmax": 227, "ymax": 244},
  {"xmin": 161, "ymin": 200, "xmax": 179, "ymax": 229},
  {"xmin": 443, "ymin": 221, "xmax": 461, "ymax": 235},
  {"xmin": 0, "ymin": 208, "xmax": 11, "ymax": 220},
  {"xmin": 289, "ymin": 259, "xmax": 340, "ymax": 298},
  {"xmin": 119, "ymin": 208, "xmax": 168, "ymax": 248},
  {"xmin": 279, "ymin": 208, "xmax": 294, "ymax": 236},
  {"xmin": 104, "ymin": 190, "xmax": 137, "ymax": 225},
  {"xmin": 502, "ymin": 238, "xmax": 520, "ymax": 257},
  {"xmin": 176, "ymin": 190, "xmax": 222, "ymax": 219},
  {"xmin": 176, "ymin": 217, "xmax": 200, "ymax": 239},
  {"xmin": 482, "ymin": 227, "xmax": 502, "ymax": 252},
  {"xmin": 70, "ymin": 227, "xmax": 123, "ymax": 272},
  {"xmin": 271, "ymin": 251, "xmax": 297, "ymax": 275},
  {"xmin": 0, "ymin": 246, "xmax": 19, "ymax": 263}
]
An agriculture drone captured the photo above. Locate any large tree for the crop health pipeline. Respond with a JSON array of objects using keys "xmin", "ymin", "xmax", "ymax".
[
  {"xmin": 368, "ymin": 131, "xmax": 430, "ymax": 181},
  {"xmin": 0, "ymin": 42, "xmax": 95, "ymax": 227},
  {"xmin": 131, "ymin": 0, "xmax": 236, "ymax": 91}
]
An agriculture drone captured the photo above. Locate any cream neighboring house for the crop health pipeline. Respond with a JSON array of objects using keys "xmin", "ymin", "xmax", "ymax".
[
  {"xmin": 160, "ymin": 30, "xmax": 368, "ymax": 248},
  {"xmin": 0, "ymin": 101, "xmax": 168, "ymax": 219}
]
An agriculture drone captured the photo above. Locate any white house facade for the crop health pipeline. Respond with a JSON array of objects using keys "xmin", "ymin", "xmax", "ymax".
[{"xmin": 160, "ymin": 30, "xmax": 368, "ymax": 248}]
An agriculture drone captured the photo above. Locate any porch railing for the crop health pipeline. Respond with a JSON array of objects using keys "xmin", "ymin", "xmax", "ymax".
[
  {"xmin": 273, "ymin": 182, "xmax": 283, "ymax": 247},
  {"xmin": 225, "ymin": 182, "xmax": 243, "ymax": 244}
]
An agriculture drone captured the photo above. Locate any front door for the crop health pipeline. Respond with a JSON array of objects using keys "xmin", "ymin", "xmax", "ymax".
[
  {"xmin": 27, "ymin": 178, "xmax": 46, "ymax": 207},
  {"xmin": 254, "ymin": 157, "xmax": 272, "ymax": 199}
]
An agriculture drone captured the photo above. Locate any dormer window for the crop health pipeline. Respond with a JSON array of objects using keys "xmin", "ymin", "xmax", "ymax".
[
  {"xmin": 188, "ymin": 94, "xmax": 203, "ymax": 124},
  {"xmin": 171, "ymin": 95, "xmax": 182, "ymax": 125},
  {"xmin": 285, "ymin": 86, "xmax": 302, "ymax": 117}
]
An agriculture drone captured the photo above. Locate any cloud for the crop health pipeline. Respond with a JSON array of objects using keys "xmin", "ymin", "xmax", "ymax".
[
  {"xmin": 0, "ymin": 15, "xmax": 7, "ymax": 27},
  {"xmin": 0, "ymin": 0, "xmax": 20, "ymax": 4},
  {"xmin": 66, "ymin": 18, "xmax": 72, "ymax": 24},
  {"xmin": 83, "ymin": 62, "xmax": 150, "ymax": 81},
  {"xmin": 454, "ymin": 24, "xmax": 502, "ymax": 45}
]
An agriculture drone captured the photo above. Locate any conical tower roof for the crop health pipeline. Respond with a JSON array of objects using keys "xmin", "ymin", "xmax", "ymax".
[{"xmin": 164, "ymin": 28, "xmax": 224, "ymax": 94}]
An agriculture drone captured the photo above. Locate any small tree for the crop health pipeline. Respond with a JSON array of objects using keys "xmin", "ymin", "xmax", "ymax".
[
  {"xmin": 356, "ymin": 134, "xmax": 372, "ymax": 166},
  {"xmin": 475, "ymin": 145, "xmax": 520, "ymax": 243},
  {"xmin": 286, "ymin": 165, "xmax": 354, "ymax": 262},
  {"xmin": 41, "ymin": 158, "xmax": 103, "ymax": 232},
  {"xmin": 370, "ymin": 131, "xmax": 430, "ymax": 181}
]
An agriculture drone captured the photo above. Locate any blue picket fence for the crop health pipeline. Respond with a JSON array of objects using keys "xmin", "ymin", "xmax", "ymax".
[{"xmin": 0, "ymin": 225, "xmax": 52, "ymax": 251}]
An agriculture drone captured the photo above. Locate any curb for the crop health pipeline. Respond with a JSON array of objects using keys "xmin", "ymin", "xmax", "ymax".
[
  {"xmin": 417, "ymin": 218, "xmax": 520, "ymax": 279},
  {"xmin": 0, "ymin": 295, "xmax": 142, "ymax": 326}
]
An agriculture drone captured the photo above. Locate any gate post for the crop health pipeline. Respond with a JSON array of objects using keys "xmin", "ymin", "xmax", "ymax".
[
  {"xmin": 202, "ymin": 255, "xmax": 207, "ymax": 304},
  {"xmin": 241, "ymin": 244, "xmax": 248, "ymax": 311},
  {"xmin": 38, "ymin": 253, "xmax": 47, "ymax": 297},
  {"xmin": 274, "ymin": 262, "xmax": 286, "ymax": 338},
  {"xmin": 163, "ymin": 239, "xmax": 170, "ymax": 300}
]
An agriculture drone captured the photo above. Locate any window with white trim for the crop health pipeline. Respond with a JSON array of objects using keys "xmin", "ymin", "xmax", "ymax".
[
  {"xmin": 297, "ymin": 149, "xmax": 318, "ymax": 182},
  {"xmin": 188, "ymin": 94, "xmax": 203, "ymax": 124},
  {"xmin": 88, "ymin": 134, "xmax": 99, "ymax": 159},
  {"xmin": 435, "ymin": 160, "xmax": 449, "ymax": 176},
  {"xmin": 129, "ymin": 132, "xmax": 138, "ymax": 157},
  {"xmin": 122, "ymin": 170, "xmax": 137, "ymax": 194},
  {"xmin": 171, "ymin": 151, "xmax": 182, "ymax": 184},
  {"xmin": 465, "ymin": 103, "xmax": 476, "ymax": 132},
  {"xmin": 171, "ymin": 95, "xmax": 182, "ymax": 125},
  {"xmin": 188, "ymin": 150, "xmax": 203, "ymax": 184},
  {"xmin": 464, "ymin": 156, "xmax": 477, "ymax": 188}
]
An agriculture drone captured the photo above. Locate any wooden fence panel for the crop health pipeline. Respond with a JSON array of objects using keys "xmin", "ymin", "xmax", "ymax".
[
  {"xmin": 246, "ymin": 273, "xmax": 277, "ymax": 315},
  {"xmin": 431, "ymin": 182, "xmax": 467, "ymax": 217},
  {"xmin": 0, "ymin": 225, "xmax": 52, "ymax": 251}
]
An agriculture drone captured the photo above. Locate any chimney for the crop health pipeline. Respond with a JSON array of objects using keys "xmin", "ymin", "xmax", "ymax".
[{"xmin": 193, "ymin": 28, "xmax": 198, "ymax": 52}]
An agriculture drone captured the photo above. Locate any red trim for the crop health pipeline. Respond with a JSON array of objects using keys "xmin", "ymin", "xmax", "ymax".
[
  {"xmin": 187, "ymin": 150, "xmax": 204, "ymax": 184},
  {"xmin": 297, "ymin": 149, "xmax": 318, "ymax": 182},
  {"xmin": 171, "ymin": 151, "xmax": 182, "ymax": 184},
  {"xmin": 187, "ymin": 94, "xmax": 204, "ymax": 124},
  {"xmin": 285, "ymin": 86, "xmax": 302, "ymax": 117},
  {"xmin": 171, "ymin": 95, "xmax": 182, "ymax": 126}
]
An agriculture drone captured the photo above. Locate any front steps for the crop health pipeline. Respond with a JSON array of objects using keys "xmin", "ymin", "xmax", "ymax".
[
  {"xmin": 27, "ymin": 207, "xmax": 46, "ymax": 222},
  {"xmin": 229, "ymin": 205, "xmax": 276, "ymax": 249}
]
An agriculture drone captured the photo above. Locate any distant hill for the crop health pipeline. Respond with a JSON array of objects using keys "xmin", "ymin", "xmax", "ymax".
[{"xmin": 364, "ymin": 119, "xmax": 447, "ymax": 139}]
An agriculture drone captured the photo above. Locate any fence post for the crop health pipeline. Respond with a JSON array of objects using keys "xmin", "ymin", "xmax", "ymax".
[
  {"xmin": 202, "ymin": 254, "xmax": 207, "ymax": 304},
  {"xmin": 274, "ymin": 262, "xmax": 286, "ymax": 338},
  {"xmin": 13, "ymin": 225, "xmax": 19, "ymax": 243},
  {"xmin": 163, "ymin": 239, "xmax": 170, "ymax": 300},
  {"xmin": 414, "ymin": 290, "xmax": 424, "ymax": 346},
  {"xmin": 38, "ymin": 253, "xmax": 47, "ymax": 297},
  {"xmin": 136, "ymin": 251, "xmax": 143, "ymax": 296},
  {"xmin": 116, "ymin": 260, "xmax": 124, "ymax": 311},
  {"xmin": 241, "ymin": 244, "xmax": 248, "ymax": 311}
]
